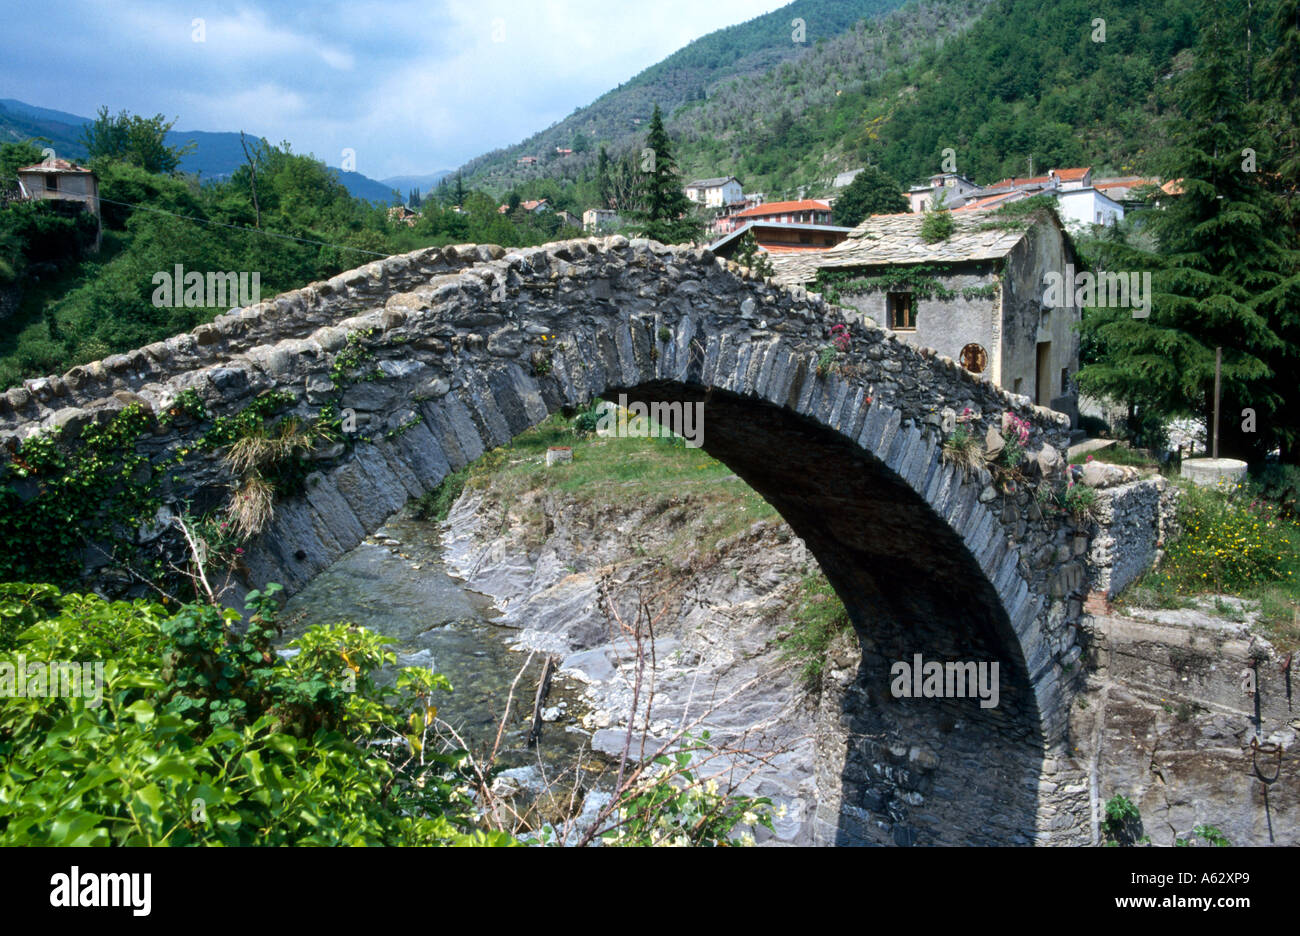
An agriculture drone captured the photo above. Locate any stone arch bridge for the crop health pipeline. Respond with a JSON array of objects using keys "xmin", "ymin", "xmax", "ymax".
[{"xmin": 0, "ymin": 236, "xmax": 1170, "ymax": 844}]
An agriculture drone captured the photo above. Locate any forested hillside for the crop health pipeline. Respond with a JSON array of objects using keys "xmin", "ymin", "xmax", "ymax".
[
  {"xmin": 457, "ymin": 0, "xmax": 909, "ymax": 191},
  {"xmin": 463, "ymin": 0, "xmax": 1202, "ymax": 200}
]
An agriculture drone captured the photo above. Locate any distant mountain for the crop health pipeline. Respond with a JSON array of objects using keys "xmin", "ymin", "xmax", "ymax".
[
  {"xmin": 0, "ymin": 99, "xmax": 401, "ymax": 204},
  {"xmin": 456, "ymin": 0, "xmax": 909, "ymax": 190},
  {"xmin": 380, "ymin": 171, "xmax": 454, "ymax": 197}
]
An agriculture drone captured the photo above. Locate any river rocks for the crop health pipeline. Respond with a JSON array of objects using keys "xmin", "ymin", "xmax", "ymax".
[{"xmin": 441, "ymin": 486, "xmax": 821, "ymax": 845}]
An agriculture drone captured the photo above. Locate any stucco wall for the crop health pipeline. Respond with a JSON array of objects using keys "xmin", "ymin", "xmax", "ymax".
[
  {"xmin": 836, "ymin": 267, "xmax": 1000, "ymax": 385},
  {"xmin": 999, "ymin": 222, "xmax": 1079, "ymax": 420}
]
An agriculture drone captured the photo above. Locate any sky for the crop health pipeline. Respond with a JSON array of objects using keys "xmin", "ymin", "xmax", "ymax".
[{"xmin": 1, "ymin": 0, "xmax": 791, "ymax": 180}]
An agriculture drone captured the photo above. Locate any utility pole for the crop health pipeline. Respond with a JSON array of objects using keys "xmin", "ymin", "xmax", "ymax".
[{"xmin": 1212, "ymin": 346, "xmax": 1222, "ymax": 459}]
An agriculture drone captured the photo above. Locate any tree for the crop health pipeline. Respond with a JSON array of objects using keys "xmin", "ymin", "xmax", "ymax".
[
  {"xmin": 454, "ymin": 173, "xmax": 466, "ymax": 207},
  {"xmin": 596, "ymin": 145, "xmax": 612, "ymax": 208},
  {"xmin": 80, "ymin": 107, "xmax": 194, "ymax": 174},
  {"xmin": 1256, "ymin": 0, "xmax": 1300, "ymax": 459},
  {"xmin": 1077, "ymin": 0, "xmax": 1288, "ymax": 463},
  {"xmin": 733, "ymin": 228, "xmax": 774, "ymax": 277},
  {"xmin": 633, "ymin": 104, "xmax": 701, "ymax": 244},
  {"xmin": 832, "ymin": 164, "xmax": 908, "ymax": 226}
]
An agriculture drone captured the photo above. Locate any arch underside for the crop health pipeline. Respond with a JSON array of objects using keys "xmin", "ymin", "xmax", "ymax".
[{"xmin": 607, "ymin": 382, "xmax": 1046, "ymax": 845}]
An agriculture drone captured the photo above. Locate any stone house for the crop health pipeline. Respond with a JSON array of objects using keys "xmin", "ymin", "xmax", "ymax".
[
  {"xmin": 770, "ymin": 207, "xmax": 1080, "ymax": 420},
  {"xmin": 15, "ymin": 158, "xmax": 101, "ymax": 250},
  {"xmin": 583, "ymin": 207, "xmax": 621, "ymax": 232}
]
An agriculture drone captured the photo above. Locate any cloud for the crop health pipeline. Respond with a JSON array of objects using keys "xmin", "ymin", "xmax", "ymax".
[{"xmin": 0, "ymin": 0, "xmax": 791, "ymax": 178}]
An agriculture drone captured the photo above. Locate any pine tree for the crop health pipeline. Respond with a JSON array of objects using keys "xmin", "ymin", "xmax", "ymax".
[
  {"xmin": 633, "ymin": 104, "xmax": 702, "ymax": 245},
  {"xmin": 454, "ymin": 173, "xmax": 466, "ymax": 207},
  {"xmin": 733, "ymin": 228, "xmax": 774, "ymax": 278},
  {"xmin": 1257, "ymin": 0, "xmax": 1300, "ymax": 459},
  {"xmin": 1077, "ymin": 0, "xmax": 1286, "ymax": 462}
]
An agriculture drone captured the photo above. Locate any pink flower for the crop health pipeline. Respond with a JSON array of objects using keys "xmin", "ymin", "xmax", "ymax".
[{"xmin": 1086, "ymin": 455, "xmax": 1094, "ymax": 462}]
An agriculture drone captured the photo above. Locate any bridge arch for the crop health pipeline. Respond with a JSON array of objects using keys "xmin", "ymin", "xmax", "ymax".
[{"xmin": 0, "ymin": 237, "xmax": 1095, "ymax": 843}]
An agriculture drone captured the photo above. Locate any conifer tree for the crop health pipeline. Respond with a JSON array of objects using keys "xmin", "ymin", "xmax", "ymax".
[
  {"xmin": 634, "ymin": 105, "xmax": 702, "ymax": 245},
  {"xmin": 1257, "ymin": 0, "xmax": 1300, "ymax": 460},
  {"xmin": 1077, "ymin": 0, "xmax": 1286, "ymax": 461},
  {"xmin": 733, "ymin": 228, "xmax": 774, "ymax": 278}
]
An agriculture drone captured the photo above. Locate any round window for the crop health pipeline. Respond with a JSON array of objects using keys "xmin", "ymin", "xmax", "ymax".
[{"xmin": 960, "ymin": 343, "xmax": 987, "ymax": 374}]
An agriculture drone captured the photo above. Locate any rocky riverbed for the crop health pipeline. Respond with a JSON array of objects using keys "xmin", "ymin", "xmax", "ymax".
[{"xmin": 440, "ymin": 481, "xmax": 825, "ymax": 844}]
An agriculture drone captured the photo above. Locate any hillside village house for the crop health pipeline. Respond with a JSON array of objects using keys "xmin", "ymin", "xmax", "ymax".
[
  {"xmin": 498, "ymin": 198, "xmax": 551, "ymax": 215},
  {"xmin": 15, "ymin": 158, "xmax": 100, "ymax": 250},
  {"xmin": 583, "ymin": 207, "xmax": 621, "ymax": 232},
  {"xmin": 936, "ymin": 167, "xmax": 1129, "ymax": 231},
  {"xmin": 770, "ymin": 208, "xmax": 1081, "ymax": 420},
  {"xmin": 709, "ymin": 220, "xmax": 854, "ymax": 257},
  {"xmin": 729, "ymin": 198, "xmax": 833, "ymax": 227},
  {"xmin": 553, "ymin": 209, "xmax": 581, "ymax": 228},
  {"xmin": 684, "ymin": 176, "xmax": 743, "ymax": 208},
  {"xmin": 907, "ymin": 173, "xmax": 982, "ymax": 212}
]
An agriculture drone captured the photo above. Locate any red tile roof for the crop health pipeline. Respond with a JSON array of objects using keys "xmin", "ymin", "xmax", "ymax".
[
  {"xmin": 1051, "ymin": 167, "xmax": 1091, "ymax": 181},
  {"xmin": 733, "ymin": 199, "xmax": 830, "ymax": 218}
]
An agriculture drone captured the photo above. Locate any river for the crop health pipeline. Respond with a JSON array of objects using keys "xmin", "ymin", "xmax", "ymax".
[{"xmin": 280, "ymin": 514, "xmax": 603, "ymax": 783}]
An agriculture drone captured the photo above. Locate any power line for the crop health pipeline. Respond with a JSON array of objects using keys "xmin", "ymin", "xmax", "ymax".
[{"xmin": 4, "ymin": 177, "xmax": 395, "ymax": 259}]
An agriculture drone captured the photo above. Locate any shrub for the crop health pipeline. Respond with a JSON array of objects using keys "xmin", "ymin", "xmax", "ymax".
[
  {"xmin": 1102, "ymin": 793, "xmax": 1145, "ymax": 846},
  {"xmin": 0, "ymin": 583, "xmax": 492, "ymax": 846},
  {"xmin": 815, "ymin": 345, "xmax": 838, "ymax": 377},
  {"xmin": 1156, "ymin": 482, "xmax": 1296, "ymax": 593},
  {"xmin": 920, "ymin": 207, "xmax": 954, "ymax": 244}
]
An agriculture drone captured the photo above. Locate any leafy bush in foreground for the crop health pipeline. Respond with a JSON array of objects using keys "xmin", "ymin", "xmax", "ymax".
[{"xmin": 0, "ymin": 582, "xmax": 502, "ymax": 846}]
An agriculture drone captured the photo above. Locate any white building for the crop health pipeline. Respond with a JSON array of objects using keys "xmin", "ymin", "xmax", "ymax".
[
  {"xmin": 683, "ymin": 176, "xmax": 743, "ymax": 208},
  {"xmin": 1054, "ymin": 187, "xmax": 1125, "ymax": 230}
]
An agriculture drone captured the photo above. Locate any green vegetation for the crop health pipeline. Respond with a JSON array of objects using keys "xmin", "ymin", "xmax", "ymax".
[
  {"xmin": 1102, "ymin": 793, "xmax": 1148, "ymax": 846},
  {"xmin": 831, "ymin": 164, "xmax": 909, "ymax": 226},
  {"xmin": 1121, "ymin": 477, "xmax": 1300, "ymax": 649},
  {"xmin": 0, "ymin": 128, "xmax": 584, "ymax": 390},
  {"xmin": 779, "ymin": 573, "xmax": 854, "ymax": 688},
  {"xmin": 630, "ymin": 105, "xmax": 702, "ymax": 245},
  {"xmin": 1078, "ymin": 0, "xmax": 1300, "ymax": 465},
  {"xmin": 0, "ymin": 582, "xmax": 496, "ymax": 845},
  {"xmin": 600, "ymin": 731, "xmax": 775, "ymax": 846},
  {"xmin": 919, "ymin": 203, "xmax": 955, "ymax": 243},
  {"xmin": 1176, "ymin": 824, "xmax": 1230, "ymax": 846},
  {"xmin": 732, "ymin": 229, "xmax": 775, "ymax": 277}
]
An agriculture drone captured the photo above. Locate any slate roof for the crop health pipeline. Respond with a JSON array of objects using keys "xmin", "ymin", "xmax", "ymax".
[
  {"xmin": 768, "ymin": 208, "xmax": 1041, "ymax": 286},
  {"xmin": 685, "ymin": 176, "xmax": 739, "ymax": 189},
  {"xmin": 17, "ymin": 159, "xmax": 92, "ymax": 174}
]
